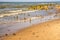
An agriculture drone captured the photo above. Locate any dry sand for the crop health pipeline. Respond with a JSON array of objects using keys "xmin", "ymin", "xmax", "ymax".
[{"xmin": 0, "ymin": 19, "xmax": 60, "ymax": 40}]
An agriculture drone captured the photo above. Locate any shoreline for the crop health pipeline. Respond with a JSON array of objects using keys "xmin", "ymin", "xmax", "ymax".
[
  {"xmin": 0, "ymin": 10, "xmax": 59, "ymax": 36},
  {"xmin": 1, "ymin": 19, "xmax": 60, "ymax": 40},
  {"xmin": 0, "ymin": 2, "xmax": 60, "ymax": 40}
]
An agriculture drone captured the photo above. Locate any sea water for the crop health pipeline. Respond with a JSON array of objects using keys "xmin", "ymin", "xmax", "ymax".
[{"xmin": 0, "ymin": 2, "xmax": 60, "ymax": 36}]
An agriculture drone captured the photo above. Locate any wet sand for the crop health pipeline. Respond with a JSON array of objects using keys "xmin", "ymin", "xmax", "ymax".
[{"xmin": 1, "ymin": 19, "xmax": 60, "ymax": 40}]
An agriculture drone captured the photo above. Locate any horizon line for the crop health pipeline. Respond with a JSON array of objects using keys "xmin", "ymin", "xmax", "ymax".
[{"xmin": 0, "ymin": 1, "xmax": 60, "ymax": 2}]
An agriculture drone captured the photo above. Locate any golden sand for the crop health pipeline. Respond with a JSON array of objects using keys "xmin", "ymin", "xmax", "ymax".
[{"xmin": 1, "ymin": 19, "xmax": 60, "ymax": 40}]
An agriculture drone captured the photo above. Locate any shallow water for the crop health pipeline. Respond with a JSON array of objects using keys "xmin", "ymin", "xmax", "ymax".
[
  {"xmin": 0, "ymin": 9, "xmax": 56, "ymax": 22},
  {"xmin": 0, "ymin": 9, "xmax": 60, "ymax": 36}
]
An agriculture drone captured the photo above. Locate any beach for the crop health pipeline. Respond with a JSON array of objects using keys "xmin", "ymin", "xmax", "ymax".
[
  {"xmin": 0, "ymin": 9, "xmax": 60, "ymax": 36},
  {"xmin": 0, "ymin": 19, "xmax": 60, "ymax": 40},
  {"xmin": 0, "ymin": 2, "xmax": 60, "ymax": 40}
]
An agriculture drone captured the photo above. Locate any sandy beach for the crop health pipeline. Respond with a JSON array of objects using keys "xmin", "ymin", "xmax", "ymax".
[
  {"xmin": 0, "ymin": 19, "xmax": 60, "ymax": 40},
  {"xmin": 0, "ymin": 2, "xmax": 60, "ymax": 40}
]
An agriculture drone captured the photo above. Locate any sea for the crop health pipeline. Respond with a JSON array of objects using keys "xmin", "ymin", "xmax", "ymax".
[
  {"xmin": 0, "ymin": 2, "xmax": 60, "ymax": 10},
  {"xmin": 0, "ymin": 2, "xmax": 60, "ymax": 12},
  {"xmin": 0, "ymin": 2, "xmax": 59, "ymax": 22},
  {"xmin": 0, "ymin": 2, "xmax": 60, "ymax": 36}
]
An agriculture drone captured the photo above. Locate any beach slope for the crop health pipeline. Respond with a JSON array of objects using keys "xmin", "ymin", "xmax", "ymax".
[{"xmin": 1, "ymin": 19, "xmax": 60, "ymax": 40}]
